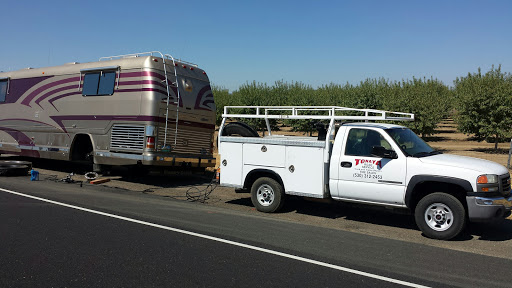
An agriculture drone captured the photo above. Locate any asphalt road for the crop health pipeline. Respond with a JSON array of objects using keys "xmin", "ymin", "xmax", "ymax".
[{"xmin": 1, "ymin": 176, "xmax": 511, "ymax": 288}]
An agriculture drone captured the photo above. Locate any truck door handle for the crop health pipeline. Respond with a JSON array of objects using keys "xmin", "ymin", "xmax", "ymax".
[{"xmin": 340, "ymin": 161, "xmax": 352, "ymax": 168}]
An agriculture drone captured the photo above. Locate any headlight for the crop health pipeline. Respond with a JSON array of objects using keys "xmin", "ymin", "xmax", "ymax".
[
  {"xmin": 477, "ymin": 174, "xmax": 500, "ymax": 192},
  {"xmin": 477, "ymin": 174, "xmax": 498, "ymax": 184}
]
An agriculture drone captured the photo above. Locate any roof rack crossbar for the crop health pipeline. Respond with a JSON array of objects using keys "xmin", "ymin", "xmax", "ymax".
[{"xmin": 222, "ymin": 106, "xmax": 414, "ymax": 122}]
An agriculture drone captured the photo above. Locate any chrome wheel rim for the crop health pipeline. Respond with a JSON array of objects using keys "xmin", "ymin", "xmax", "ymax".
[
  {"xmin": 424, "ymin": 203, "xmax": 453, "ymax": 231},
  {"xmin": 256, "ymin": 184, "xmax": 274, "ymax": 207}
]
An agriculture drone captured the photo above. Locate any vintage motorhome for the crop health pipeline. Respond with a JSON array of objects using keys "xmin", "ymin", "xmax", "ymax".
[{"xmin": 0, "ymin": 52, "xmax": 216, "ymax": 171}]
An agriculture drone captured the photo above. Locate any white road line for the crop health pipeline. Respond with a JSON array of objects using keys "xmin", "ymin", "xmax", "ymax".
[{"xmin": 1, "ymin": 187, "xmax": 430, "ymax": 288}]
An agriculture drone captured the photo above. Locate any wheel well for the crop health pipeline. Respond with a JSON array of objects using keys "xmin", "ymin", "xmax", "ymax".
[
  {"xmin": 244, "ymin": 170, "xmax": 285, "ymax": 191},
  {"xmin": 71, "ymin": 134, "xmax": 94, "ymax": 162},
  {"xmin": 409, "ymin": 181, "xmax": 467, "ymax": 211},
  {"xmin": 221, "ymin": 122, "xmax": 259, "ymax": 137}
]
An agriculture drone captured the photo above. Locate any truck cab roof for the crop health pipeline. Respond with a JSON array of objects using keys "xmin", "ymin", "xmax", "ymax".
[{"xmin": 342, "ymin": 122, "xmax": 406, "ymax": 130}]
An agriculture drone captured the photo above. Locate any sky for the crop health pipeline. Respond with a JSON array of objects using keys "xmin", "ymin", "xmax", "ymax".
[{"xmin": 1, "ymin": 0, "xmax": 511, "ymax": 92}]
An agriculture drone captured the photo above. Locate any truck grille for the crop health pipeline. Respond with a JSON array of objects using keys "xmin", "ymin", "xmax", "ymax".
[
  {"xmin": 110, "ymin": 125, "xmax": 145, "ymax": 152},
  {"xmin": 500, "ymin": 174, "xmax": 511, "ymax": 196}
]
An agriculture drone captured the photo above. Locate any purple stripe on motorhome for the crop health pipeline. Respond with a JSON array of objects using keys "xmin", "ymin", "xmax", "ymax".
[
  {"xmin": 0, "ymin": 118, "xmax": 56, "ymax": 127},
  {"xmin": 118, "ymin": 80, "xmax": 167, "ymax": 90},
  {"xmin": 49, "ymin": 115, "xmax": 158, "ymax": 133},
  {"xmin": 116, "ymin": 86, "xmax": 182, "ymax": 107},
  {"xmin": 48, "ymin": 91, "xmax": 82, "ymax": 110},
  {"xmin": 119, "ymin": 71, "xmax": 166, "ymax": 81},
  {"xmin": 49, "ymin": 115, "xmax": 215, "ymax": 133},
  {"xmin": 117, "ymin": 88, "xmax": 170, "ymax": 96},
  {"xmin": 194, "ymin": 85, "xmax": 214, "ymax": 111},
  {"xmin": 0, "ymin": 76, "xmax": 53, "ymax": 104},
  {"xmin": 142, "ymin": 71, "xmax": 166, "ymax": 81},
  {"xmin": 0, "ymin": 127, "xmax": 40, "ymax": 157},
  {"xmin": 35, "ymin": 84, "xmax": 77, "ymax": 108},
  {"xmin": 20, "ymin": 76, "xmax": 80, "ymax": 107},
  {"xmin": 48, "ymin": 88, "xmax": 170, "ymax": 108},
  {"xmin": 46, "ymin": 87, "xmax": 177, "ymax": 111},
  {"xmin": 119, "ymin": 71, "xmax": 141, "ymax": 78}
]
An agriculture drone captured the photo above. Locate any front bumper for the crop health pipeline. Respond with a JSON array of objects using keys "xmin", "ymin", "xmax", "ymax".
[{"xmin": 466, "ymin": 194, "xmax": 512, "ymax": 222}]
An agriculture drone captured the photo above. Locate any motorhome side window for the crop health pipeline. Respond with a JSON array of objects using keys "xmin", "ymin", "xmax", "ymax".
[
  {"xmin": 82, "ymin": 71, "xmax": 116, "ymax": 96},
  {"xmin": 345, "ymin": 128, "xmax": 392, "ymax": 156},
  {"xmin": 0, "ymin": 79, "xmax": 8, "ymax": 102}
]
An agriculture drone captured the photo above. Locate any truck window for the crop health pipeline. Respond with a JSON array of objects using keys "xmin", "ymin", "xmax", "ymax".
[
  {"xmin": 82, "ymin": 71, "xmax": 116, "ymax": 96},
  {"xmin": 345, "ymin": 128, "xmax": 392, "ymax": 156},
  {"xmin": 0, "ymin": 79, "xmax": 7, "ymax": 102},
  {"xmin": 386, "ymin": 128, "xmax": 435, "ymax": 156}
]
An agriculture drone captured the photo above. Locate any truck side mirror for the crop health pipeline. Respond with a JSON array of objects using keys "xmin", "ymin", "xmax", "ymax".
[{"xmin": 371, "ymin": 146, "xmax": 398, "ymax": 159}]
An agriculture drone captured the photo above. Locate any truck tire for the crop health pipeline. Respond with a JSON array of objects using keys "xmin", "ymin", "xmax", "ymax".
[
  {"xmin": 251, "ymin": 177, "xmax": 284, "ymax": 213},
  {"xmin": 0, "ymin": 161, "xmax": 32, "ymax": 176},
  {"xmin": 0, "ymin": 165, "xmax": 30, "ymax": 176},
  {"xmin": 414, "ymin": 192, "xmax": 466, "ymax": 240},
  {"xmin": 221, "ymin": 122, "xmax": 259, "ymax": 137}
]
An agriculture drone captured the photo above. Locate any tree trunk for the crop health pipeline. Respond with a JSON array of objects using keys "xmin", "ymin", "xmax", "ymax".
[{"xmin": 495, "ymin": 134, "xmax": 499, "ymax": 151}]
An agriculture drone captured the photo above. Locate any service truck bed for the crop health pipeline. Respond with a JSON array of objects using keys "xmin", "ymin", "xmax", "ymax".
[{"xmin": 219, "ymin": 136, "xmax": 328, "ymax": 198}]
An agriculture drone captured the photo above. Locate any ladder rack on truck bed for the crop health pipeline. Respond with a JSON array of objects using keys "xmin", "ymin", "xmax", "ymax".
[
  {"xmin": 222, "ymin": 106, "xmax": 414, "ymax": 121},
  {"xmin": 219, "ymin": 106, "xmax": 415, "ymax": 163},
  {"xmin": 220, "ymin": 105, "xmax": 414, "ymax": 136}
]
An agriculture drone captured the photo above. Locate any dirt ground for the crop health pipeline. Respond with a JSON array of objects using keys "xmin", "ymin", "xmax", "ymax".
[{"xmin": 427, "ymin": 120, "xmax": 512, "ymax": 168}]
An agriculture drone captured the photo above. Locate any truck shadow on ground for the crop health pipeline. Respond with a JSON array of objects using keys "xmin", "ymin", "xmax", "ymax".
[
  {"xmin": 468, "ymin": 221, "xmax": 512, "ymax": 241},
  {"xmin": 227, "ymin": 196, "xmax": 418, "ymax": 230},
  {"xmin": 227, "ymin": 196, "xmax": 512, "ymax": 242}
]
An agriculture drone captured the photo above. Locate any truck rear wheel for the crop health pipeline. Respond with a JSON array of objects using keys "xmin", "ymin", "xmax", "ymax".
[
  {"xmin": 251, "ymin": 177, "xmax": 284, "ymax": 213},
  {"xmin": 414, "ymin": 192, "xmax": 466, "ymax": 240}
]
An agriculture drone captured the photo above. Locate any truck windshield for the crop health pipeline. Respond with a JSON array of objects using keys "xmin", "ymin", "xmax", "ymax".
[{"xmin": 385, "ymin": 128, "xmax": 441, "ymax": 157}]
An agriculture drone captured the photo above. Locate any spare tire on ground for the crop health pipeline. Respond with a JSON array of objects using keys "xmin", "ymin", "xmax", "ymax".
[
  {"xmin": 221, "ymin": 122, "xmax": 259, "ymax": 137},
  {"xmin": 0, "ymin": 160, "xmax": 32, "ymax": 176}
]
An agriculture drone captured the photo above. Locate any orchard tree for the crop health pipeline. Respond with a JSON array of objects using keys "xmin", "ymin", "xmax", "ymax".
[
  {"xmin": 454, "ymin": 65, "xmax": 512, "ymax": 150},
  {"xmin": 382, "ymin": 77, "xmax": 452, "ymax": 137},
  {"xmin": 212, "ymin": 85, "xmax": 232, "ymax": 126}
]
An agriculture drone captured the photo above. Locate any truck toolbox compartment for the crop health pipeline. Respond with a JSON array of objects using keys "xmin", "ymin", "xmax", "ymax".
[{"xmin": 243, "ymin": 143, "xmax": 285, "ymax": 168}]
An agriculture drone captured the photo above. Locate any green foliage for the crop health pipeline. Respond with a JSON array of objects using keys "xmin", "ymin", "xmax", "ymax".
[
  {"xmin": 454, "ymin": 65, "xmax": 512, "ymax": 149},
  {"xmin": 213, "ymin": 76, "xmax": 458, "ymax": 137},
  {"xmin": 382, "ymin": 77, "xmax": 452, "ymax": 137},
  {"xmin": 211, "ymin": 85, "xmax": 231, "ymax": 126}
]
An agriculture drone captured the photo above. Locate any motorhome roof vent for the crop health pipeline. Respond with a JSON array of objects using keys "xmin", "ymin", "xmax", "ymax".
[{"xmin": 65, "ymin": 62, "xmax": 80, "ymax": 65}]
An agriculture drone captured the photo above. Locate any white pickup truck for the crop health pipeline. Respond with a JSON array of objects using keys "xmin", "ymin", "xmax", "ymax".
[{"xmin": 218, "ymin": 106, "xmax": 512, "ymax": 240}]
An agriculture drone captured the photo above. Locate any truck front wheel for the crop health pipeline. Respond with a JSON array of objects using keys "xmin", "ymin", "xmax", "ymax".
[
  {"xmin": 415, "ymin": 192, "xmax": 466, "ymax": 240},
  {"xmin": 251, "ymin": 177, "xmax": 285, "ymax": 213}
]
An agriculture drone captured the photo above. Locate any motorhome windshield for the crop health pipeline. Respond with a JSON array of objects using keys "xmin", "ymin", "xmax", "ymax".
[{"xmin": 386, "ymin": 128, "xmax": 441, "ymax": 157}]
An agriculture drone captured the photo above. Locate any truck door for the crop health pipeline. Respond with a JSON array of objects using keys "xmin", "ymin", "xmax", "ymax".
[{"xmin": 336, "ymin": 127, "xmax": 406, "ymax": 205}]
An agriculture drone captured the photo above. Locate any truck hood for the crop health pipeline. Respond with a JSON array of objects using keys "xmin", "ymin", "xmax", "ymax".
[{"xmin": 418, "ymin": 154, "xmax": 509, "ymax": 175}]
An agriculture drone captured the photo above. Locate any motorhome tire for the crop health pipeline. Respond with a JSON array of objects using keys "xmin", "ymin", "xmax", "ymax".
[
  {"xmin": 251, "ymin": 177, "xmax": 284, "ymax": 213},
  {"xmin": 221, "ymin": 122, "xmax": 259, "ymax": 137},
  {"xmin": 414, "ymin": 192, "xmax": 466, "ymax": 240},
  {"xmin": 0, "ymin": 165, "xmax": 30, "ymax": 176}
]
